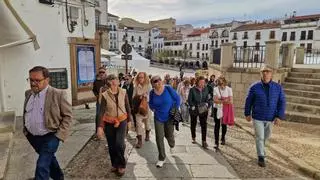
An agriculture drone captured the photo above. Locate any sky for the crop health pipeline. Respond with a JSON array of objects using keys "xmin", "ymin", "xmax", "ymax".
[{"xmin": 108, "ymin": 0, "xmax": 320, "ymax": 27}]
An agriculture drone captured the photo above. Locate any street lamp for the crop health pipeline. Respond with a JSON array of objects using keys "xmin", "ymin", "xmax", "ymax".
[{"xmin": 122, "ymin": 27, "xmax": 131, "ymax": 74}]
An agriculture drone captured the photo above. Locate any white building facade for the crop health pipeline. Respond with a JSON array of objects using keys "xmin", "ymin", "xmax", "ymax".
[
  {"xmin": 150, "ymin": 28, "xmax": 164, "ymax": 54},
  {"xmin": 0, "ymin": 0, "xmax": 96, "ymax": 115},
  {"xmin": 118, "ymin": 28, "xmax": 149, "ymax": 56},
  {"xmin": 107, "ymin": 13, "xmax": 119, "ymax": 51}
]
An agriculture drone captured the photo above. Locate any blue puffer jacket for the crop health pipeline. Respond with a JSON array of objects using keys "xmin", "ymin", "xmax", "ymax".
[{"xmin": 244, "ymin": 81, "xmax": 286, "ymax": 121}]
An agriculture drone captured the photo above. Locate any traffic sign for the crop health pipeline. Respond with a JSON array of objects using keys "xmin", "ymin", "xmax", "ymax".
[
  {"xmin": 121, "ymin": 44, "xmax": 132, "ymax": 54},
  {"xmin": 121, "ymin": 55, "xmax": 132, "ymax": 60}
]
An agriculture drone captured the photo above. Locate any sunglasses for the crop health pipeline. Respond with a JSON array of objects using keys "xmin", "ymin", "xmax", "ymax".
[
  {"xmin": 27, "ymin": 78, "xmax": 46, "ymax": 84},
  {"xmin": 99, "ymin": 71, "xmax": 105, "ymax": 74},
  {"xmin": 153, "ymin": 79, "xmax": 161, "ymax": 84}
]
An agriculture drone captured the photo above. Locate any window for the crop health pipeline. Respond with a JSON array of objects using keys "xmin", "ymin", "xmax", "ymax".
[
  {"xmin": 138, "ymin": 36, "xmax": 142, "ymax": 42},
  {"xmin": 184, "ymin": 44, "xmax": 187, "ymax": 49},
  {"xmin": 202, "ymin": 44, "xmax": 205, "ymax": 51},
  {"xmin": 206, "ymin": 44, "xmax": 208, "ymax": 50},
  {"xmin": 212, "ymin": 31, "xmax": 218, "ymax": 38},
  {"xmin": 243, "ymin": 41, "xmax": 247, "ymax": 48},
  {"xmin": 197, "ymin": 52, "xmax": 200, "ymax": 58},
  {"xmin": 290, "ymin": 32, "xmax": 295, "ymax": 41},
  {"xmin": 300, "ymin": 43, "xmax": 305, "ymax": 48},
  {"xmin": 243, "ymin": 32, "xmax": 248, "ymax": 39},
  {"xmin": 189, "ymin": 52, "xmax": 192, "ymax": 57},
  {"xmin": 232, "ymin": 32, "xmax": 237, "ymax": 40},
  {"xmin": 226, "ymin": 40, "xmax": 228, "ymax": 43},
  {"xmin": 282, "ymin": 32, "xmax": 287, "ymax": 41},
  {"xmin": 189, "ymin": 43, "xmax": 192, "ymax": 50},
  {"xmin": 255, "ymin": 42, "xmax": 260, "ymax": 50},
  {"xmin": 197, "ymin": 43, "xmax": 200, "ymax": 50},
  {"xmin": 138, "ymin": 45, "xmax": 142, "ymax": 50},
  {"xmin": 202, "ymin": 53, "xmax": 204, "ymax": 59},
  {"xmin": 131, "ymin": 36, "xmax": 135, "ymax": 42},
  {"xmin": 269, "ymin": 31, "xmax": 275, "ymax": 39},
  {"xmin": 211, "ymin": 41, "xmax": 214, "ymax": 47},
  {"xmin": 221, "ymin": 30, "xmax": 229, "ymax": 37},
  {"xmin": 256, "ymin": 32, "xmax": 261, "ymax": 40},
  {"xmin": 95, "ymin": 10, "xmax": 101, "ymax": 26},
  {"xmin": 221, "ymin": 40, "xmax": 224, "ymax": 44},
  {"xmin": 300, "ymin": 31, "xmax": 306, "ymax": 40},
  {"xmin": 49, "ymin": 68, "xmax": 68, "ymax": 89},
  {"xmin": 114, "ymin": 42, "xmax": 116, "ymax": 49},
  {"xmin": 206, "ymin": 53, "xmax": 208, "ymax": 58},
  {"xmin": 113, "ymin": 25, "xmax": 116, "ymax": 31},
  {"xmin": 307, "ymin": 43, "xmax": 312, "ymax": 53},
  {"xmin": 308, "ymin": 30, "xmax": 313, "ymax": 40},
  {"xmin": 215, "ymin": 40, "xmax": 218, "ymax": 48}
]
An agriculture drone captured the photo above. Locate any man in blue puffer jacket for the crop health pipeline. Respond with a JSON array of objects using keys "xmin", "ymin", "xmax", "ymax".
[{"xmin": 244, "ymin": 65, "xmax": 286, "ymax": 167}]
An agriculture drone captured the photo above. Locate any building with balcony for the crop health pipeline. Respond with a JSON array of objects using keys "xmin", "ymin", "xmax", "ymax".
[
  {"xmin": 163, "ymin": 33, "xmax": 183, "ymax": 57},
  {"xmin": 230, "ymin": 22, "xmax": 281, "ymax": 47},
  {"xmin": 183, "ymin": 28, "xmax": 211, "ymax": 60},
  {"xmin": 118, "ymin": 28, "xmax": 148, "ymax": 56},
  {"xmin": 107, "ymin": 13, "xmax": 119, "ymax": 52},
  {"xmin": 281, "ymin": 14, "xmax": 320, "ymax": 50},
  {"xmin": 150, "ymin": 28, "xmax": 164, "ymax": 54}
]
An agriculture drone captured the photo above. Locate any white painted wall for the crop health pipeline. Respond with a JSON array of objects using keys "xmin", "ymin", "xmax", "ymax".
[
  {"xmin": 118, "ymin": 29, "xmax": 148, "ymax": 56},
  {"xmin": 281, "ymin": 26, "xmax": 318, "ymax": 49},
  {"xmin": 108, "ymin": 16, "xmax": 119, "ymax": 51},
  {"xmin": 96, "ymin": 0, "xmax": 108, "ymax": 25},
  {"xmin": 183, "ymin": 36, "xmax": 201, "ymax": 58},
  {"xmin": 231, "ymin": 28, "xmax": 281, "ymax": 47},
  {"xmin": 0, "ymin": 0, "xmax": 95, "ymax": 115}
]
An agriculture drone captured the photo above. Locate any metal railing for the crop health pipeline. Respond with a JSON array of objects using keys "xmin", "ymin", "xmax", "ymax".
[
  {"xmin": 305, "ymin": 49, "xmax": 320, "ymax": 64},
  {"xmin": 233, "ymin": 46, "xmax": 265, "ymax": 68}
]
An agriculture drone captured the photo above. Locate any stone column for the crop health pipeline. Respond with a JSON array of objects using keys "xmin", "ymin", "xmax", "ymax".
[
  {"xmin": 220, "ymin": 43, "xmax": 234, "ymax": 71},
  {"xmin": 282, "ymin": 43, "xmax": 295, "ymax": 68},
  {"xmin": 265, "ymin": 40, "xmax": 281, "ymax": 69},
  {"xmin": 296, "ymin": 47, "xmax": 305, "ymax": 64}
]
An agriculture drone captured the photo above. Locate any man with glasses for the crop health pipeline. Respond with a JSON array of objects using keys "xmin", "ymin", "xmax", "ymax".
[
  {"xmin": 92, "ymin": 67, "xmax": 107, "ymax": 136},
  {"xmin": 122, "ymin": 74, "xmax": 135, "ymax": 127},
  {"xmin": 24, "ymin": 66, "xmax": 72, "ymax": 180}
]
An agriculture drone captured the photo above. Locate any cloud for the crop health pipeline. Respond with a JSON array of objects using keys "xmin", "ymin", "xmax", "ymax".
[{"xmin": 108, "ymin": 0, "xmax": 320, "ymax": 27}]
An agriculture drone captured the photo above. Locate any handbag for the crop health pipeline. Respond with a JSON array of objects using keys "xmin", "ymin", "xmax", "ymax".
[
  {"xmin": 198, "ymin": 103, "xmax": 208, "ymax": 114},
  {"xmin": 138, "ymin": 96, "xmax": 148, "ymax": 116}
]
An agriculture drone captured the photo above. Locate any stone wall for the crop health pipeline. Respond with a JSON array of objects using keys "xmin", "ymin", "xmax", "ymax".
[{"xmin": 224, "ymin": 68, "xmax": 289, "ymax": 117}]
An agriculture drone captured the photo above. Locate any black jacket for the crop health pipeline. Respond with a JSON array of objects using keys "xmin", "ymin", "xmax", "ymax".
[
  {"xmin": 187, "ymin": 86, "xmax": 211, "ymax": 107},
  {"xmin": 122, "ymin": 82, "xmax": 134, "ymax": 107}
]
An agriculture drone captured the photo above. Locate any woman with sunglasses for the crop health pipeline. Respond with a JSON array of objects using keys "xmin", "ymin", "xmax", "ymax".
[
  {"xmin": 132, "ymin": 72, "xmax": 152, "ymax": 148},
  {"xmin": 97, "ymin": 74, "xmax": 132, "ymax": 176},
  {"xmin": 149, "ymin": 75, "xmax": 180, "ymax": 168}
]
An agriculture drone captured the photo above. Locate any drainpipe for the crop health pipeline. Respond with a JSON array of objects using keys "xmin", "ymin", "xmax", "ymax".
[{"xmin": 3, "ymin": 0, "xmax": 40, "ymax": 50}]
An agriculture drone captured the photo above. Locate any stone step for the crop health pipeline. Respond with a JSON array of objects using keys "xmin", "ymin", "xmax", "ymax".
[
  {"xmin": 285, "ymin": 77, "xmax": 320, "ymax": 85},
  {"xmin": 288, "ymin": 72, "xmax": 320, "ymax": 79},
  {"xmin": 286, "ymin": 102, "xmax": 320, "ymax": 115},
  {"xmin": 284, "ymin": 89, "xmax": 320, "ymax": 99},
  {"xmin": 287, "ymin": 95, "xmax": 320, "ymax": 106},
  {"xmin": 286, "ymin": 111, "xmax": 320, "ymax": 125},
  {"xmin": 291, "ymin": 68, "xmax": 320, "ymax": 73},
  {"xmin": 282, "ymin": 82, "xmax": 320, "ymax": 92}
]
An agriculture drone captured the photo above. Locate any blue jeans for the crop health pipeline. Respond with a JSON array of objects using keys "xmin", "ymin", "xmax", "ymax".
[
  {"xmin": 26, "ymin": 132, "xmax": 63, "ymax": 180},
  {"xmin": 180, "ymin": 103, "xmax": 189, "ymax": 122},
  {"xmin": 253, "ymin": 120, "xmax": 272, "ymax": 158}
]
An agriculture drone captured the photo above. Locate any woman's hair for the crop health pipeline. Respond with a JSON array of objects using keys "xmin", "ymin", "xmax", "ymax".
[
  {"xmin": 217, "ymin": 76, "xmax": 228, "ymax": 86},
  {"xmin": 183, "ymin": 79, "xmax": 190, "ymax": 86},
  {"xmin": 134, "ymin": 72, "xmax": 150, "ymax": 86},
  {"xmin": 106, "ymin": 74, "xmax": 118, "ymax": 87}
]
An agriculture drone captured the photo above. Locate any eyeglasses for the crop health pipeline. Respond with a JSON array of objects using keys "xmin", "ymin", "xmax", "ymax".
[
  {"xmin": 153, "ymin": 79, "xmax": 161, "ymax": 84},
  {"xmin": 99, "ymin": 71, "xmax": 105, "ymax": 74},
  {"xmin": 27, "ymin": 78, "xmax": 46, "ymax": 84}
]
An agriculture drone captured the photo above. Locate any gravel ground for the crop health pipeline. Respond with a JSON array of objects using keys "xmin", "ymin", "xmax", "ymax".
[
  {"xmin": 235, "ymin": 118, "xmax": 320, "ymax": 171},
  {"xmin": 206, "ymin": 118, "xmax": 307, "ymax": 179},
  {"xmin": 64, "ymin": 135, "xmax": 136, "ymax": 179}
]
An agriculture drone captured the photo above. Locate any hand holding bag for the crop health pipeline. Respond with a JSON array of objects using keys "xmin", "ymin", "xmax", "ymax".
[
  {"xmin": 198, "ymin": 103, "xmax": 208, "ymax": 114},
  {"xmin": 138, "ymin": 96, "xmax": 148, "ymax": 116}
]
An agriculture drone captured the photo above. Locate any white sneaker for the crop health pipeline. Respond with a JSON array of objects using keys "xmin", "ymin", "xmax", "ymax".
[
  {"xmin": 156, "ymin": 160, "xmax": 165, "ymax": 168},
  {"xmin": 170, "ymin": 147, "xmax": 176, "ymax": 154}
]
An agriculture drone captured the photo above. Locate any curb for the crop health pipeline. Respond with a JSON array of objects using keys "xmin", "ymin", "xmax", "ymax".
[
  {"xmin": 0, "ymin": 132, "xmax": 13, "ymax": 180},
  {"xmin": 235, "ymin": 120, "xmax": 320, "ymax": 180}
]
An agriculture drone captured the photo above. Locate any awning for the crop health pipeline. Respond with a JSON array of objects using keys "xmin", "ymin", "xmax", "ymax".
[
  {"xmin": 0, "ymin": 0, "xmax": 39, "ymax": 50},
  {"xmin": 101, "ymin": 48, "xmax": 118, "ymax": 57}
]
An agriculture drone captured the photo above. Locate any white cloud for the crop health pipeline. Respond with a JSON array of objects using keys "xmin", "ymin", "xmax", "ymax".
[{"xmin": 108, "ymin": 0, "xmax": 320, "ymax": 26}]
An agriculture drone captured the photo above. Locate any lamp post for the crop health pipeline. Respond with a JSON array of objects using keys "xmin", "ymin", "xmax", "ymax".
[{"xmin": 124, "ymin": 27, "xmax": 128, "ymax": 74}]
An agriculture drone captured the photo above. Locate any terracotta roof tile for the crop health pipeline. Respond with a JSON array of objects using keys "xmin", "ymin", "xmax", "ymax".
[
  {"xmin": 288, "ymin": 14, "xmax": 320, "ymax": 21},
  {"xmin": 231, "ymin": 23, "xmax": 280, "ymax": 32},
  {"xmin": 187, "ymin": 28, "xmax": 211, "ymax": 37}
]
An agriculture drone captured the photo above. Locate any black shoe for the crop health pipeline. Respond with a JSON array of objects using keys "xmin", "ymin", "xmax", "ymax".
[
  {"xmin": 258, "ymin": 156, "xmax": 266, "ymax": 167},
  {"xmin": 221, "ymin": 139, "xmax": 226, "ymax": 145}
]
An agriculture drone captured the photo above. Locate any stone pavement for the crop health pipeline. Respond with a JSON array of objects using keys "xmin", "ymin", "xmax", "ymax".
[
  {"xmin": 115, "ymin": 122, "xmax": 238, "ymax": 179},
  {"xmin": 4, "ymin": 117, "xmax": 94, "ymax": 180}
]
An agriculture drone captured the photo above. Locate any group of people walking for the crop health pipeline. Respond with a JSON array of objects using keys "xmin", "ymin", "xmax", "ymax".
[
  {"xmin": 92, "ymin": 68, "xmax": 238, "ymax": 175},
  {"xmin": 23, "ymin": 64, "xmax": 285, "ymax": 179}
]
